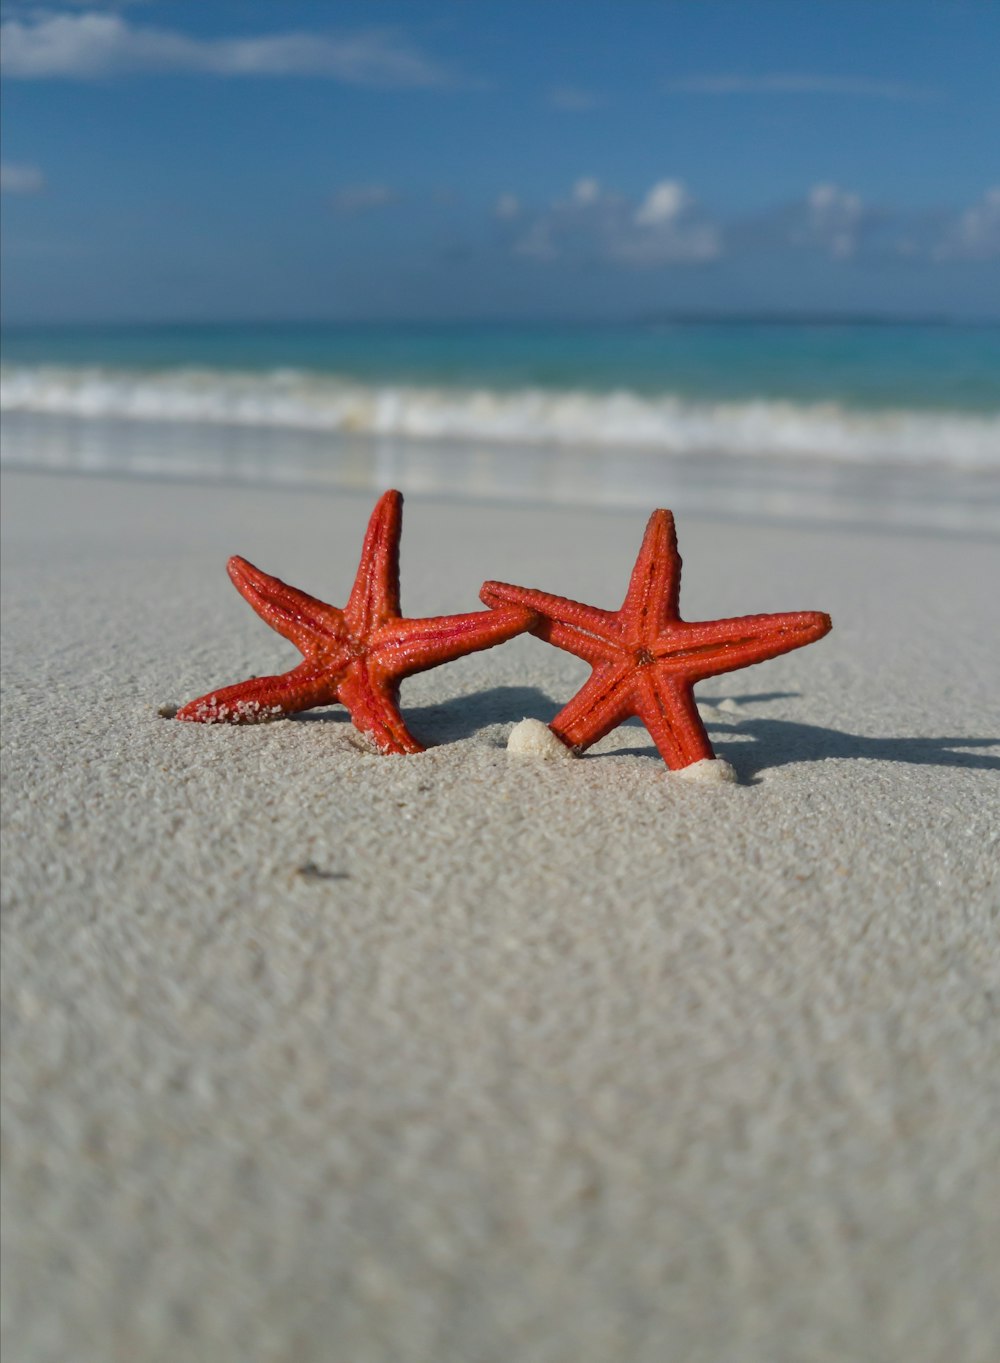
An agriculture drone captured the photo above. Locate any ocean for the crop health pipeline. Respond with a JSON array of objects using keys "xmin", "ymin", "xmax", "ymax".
[{"xmin": 2, "ymin": 320, "xmax": 999, "ymax": 532}]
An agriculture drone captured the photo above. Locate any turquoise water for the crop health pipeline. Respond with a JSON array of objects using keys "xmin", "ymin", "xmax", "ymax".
[{"xmin": 4, "ymin": 320, "xmax": 1000, "ymax": 410}]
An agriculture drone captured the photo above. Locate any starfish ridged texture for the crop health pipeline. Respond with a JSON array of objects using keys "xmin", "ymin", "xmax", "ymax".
[
  {"xmin": 481, "ymin": 509, "xmax": 831, "ymax": 770},
  {"xmin": 178, "ymin": 490, "xmax": 536, "ymax": 754}
]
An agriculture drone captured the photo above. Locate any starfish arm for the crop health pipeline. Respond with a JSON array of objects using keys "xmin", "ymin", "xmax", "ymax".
[
  {"xmin": 344, "ymin": 489, "xmax": 403, "ymax": 637},
  {"xmin": 480, "ymin": 580, "xmax": 622, "ymax": 666},
  {"xmin": 371, "ymin": 605, "xmax": 537, "ymax": 681},
  {"xmin": 620, "ymin": 509, "xmax": 682, "ymax": 643},
  {"xmin": 657, "ymin": 610, "xmax": 832, "ymax": 682},
  {"xmin": 336, "ymin": 659, "xmax": 424, "ymax": 755},
  {"xmin": 177, "ymin": 660, "xmax": 339, "ymax": 724},
  {"xmin": 227, "ymin": 556, "xmax": 346, "ymax": 653},
  {"xmin": 549, "ymin": 661, "xmax": 637, "ymax": 752},
  {"xmin": 635, "ymin": 672, "xmax": 715, "ymax": 769}
]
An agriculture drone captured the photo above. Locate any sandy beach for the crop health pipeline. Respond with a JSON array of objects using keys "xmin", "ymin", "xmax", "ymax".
[{"xmin": 2, "ymin": 467, "xmax": 999, "ymax": 1362}]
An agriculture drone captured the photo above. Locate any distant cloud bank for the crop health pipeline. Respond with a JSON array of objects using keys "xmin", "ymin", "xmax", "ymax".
[
  {"xmin": 501, "ymin": 179, "xmax": 1000, "ymax": 269},
  {"xmin": 796, "ymin": 184, "xmax": 866, "ymax": 260},
  {"xmin": 936, "ymin": 188, "xmax": 1000, "ymax": 262},
  {"xmin": 0, "ymin": 12, "xmax": 465, "ymax": 87},
  {"xmin": 511, "ymin": 177, "xmax": 722, "ymax": 268}
]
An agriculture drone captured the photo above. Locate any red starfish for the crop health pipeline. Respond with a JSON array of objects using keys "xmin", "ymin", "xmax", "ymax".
[
  {"xmin": 481, "ymin": 509, "xmax": 831, "ymax": 771},
  {"xmin": 177, "ymin": 490, "xmax": 535, "ymax": 754}
]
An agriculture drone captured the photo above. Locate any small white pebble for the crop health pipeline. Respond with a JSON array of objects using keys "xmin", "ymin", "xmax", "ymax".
[
  {"xmin": 717, "ymin": 698, "xmax": 741, "ymax": 713},
  {"xmin": 507, "ymin": 718, "xmax": 575, "ymax": 758},
  {"xmin": 674, "ymin": 757, "xmax": 737, "ymax": 784}
]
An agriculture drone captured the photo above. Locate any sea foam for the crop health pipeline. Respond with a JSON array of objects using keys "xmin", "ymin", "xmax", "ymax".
[{"xmin": 2, "ymin": 365, "xmax": 998, "ymax": 470}]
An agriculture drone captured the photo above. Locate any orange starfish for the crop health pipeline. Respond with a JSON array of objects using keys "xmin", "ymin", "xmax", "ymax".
[
  {"xmin": 178, "ymin": 490, "xmax": 535, "ymax": 753},
  {"xmin": 481, "ymin": 509, "xmax": 831, "ymax": 770}
]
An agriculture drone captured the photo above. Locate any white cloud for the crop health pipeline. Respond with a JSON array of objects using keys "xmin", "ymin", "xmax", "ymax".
[
  {"xmin": 572, "ymin": 177, "xmax": 602, "ymax": 207},
  {"xmin": 548, "ymin": 85, "xmax": 601, "ymax": 111},
  {"xmin": 635, "ymin": 180, "xmax": 690, "ymax": 227},
  {"xmin": 0, "ymin": 161, "xmax": 45, "ymax": 194},
  {"xmin": 513, "ymin": 177, "xmax": 722, "ymax": 268},
  {"xmin": 614, "ymin": 181, "xmax": 722, "ymax": 265},
  {"xmin": 788, "ymin": 183, "xmax": 866, "ymax": 259},
  {"xmin": 936, "ymin": 187, "xmax": 1000, "ymax": 262},
  {"xmin": 0, "ymin": 13, "xmax": 462, "ymax": 86},
  {"xmin": 494, "ymin": 193, "xmax": 520, "ymax": 220},
  {"xmin": 666, "ymin": 73, "xmax": 937, "ymax": 101},
  {"xmin": 331, "ymin": 184, "xmax": 397, "ymax": 215}
]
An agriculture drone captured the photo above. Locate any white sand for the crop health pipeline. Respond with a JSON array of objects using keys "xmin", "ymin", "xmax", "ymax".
[{"xmin": 2, "ymin": 469, "xmax": 999, "ymax": 1363}]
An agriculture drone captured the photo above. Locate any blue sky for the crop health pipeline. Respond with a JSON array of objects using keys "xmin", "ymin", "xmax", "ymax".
[{"xmin": 2, "ymin": 0, "xmax": 999, "ymax": 323}]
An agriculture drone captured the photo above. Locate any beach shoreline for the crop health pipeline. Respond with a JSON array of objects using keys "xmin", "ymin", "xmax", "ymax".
[
  {"xmin": 4, "ymin": 410, "xmax": 999, "ymax": 536},
  {"xmin": 2, "ymin": 467, "xmax": 999, "ymax": 1362}
]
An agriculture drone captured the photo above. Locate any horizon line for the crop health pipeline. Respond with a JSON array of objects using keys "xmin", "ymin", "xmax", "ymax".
[{"xmin": 4, "ymin": 310, "xmax": 1000, "ymax": 332}]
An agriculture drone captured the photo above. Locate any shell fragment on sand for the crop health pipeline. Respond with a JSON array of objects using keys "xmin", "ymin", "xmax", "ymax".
[{"xmin": 507, "ymin": 718, "xmax": 576, "ymax": 758}]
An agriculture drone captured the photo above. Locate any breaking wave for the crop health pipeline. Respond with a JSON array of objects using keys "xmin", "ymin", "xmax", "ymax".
[{"xmin": 2, "ymin": 364, "xmax": 998, "ymax": 469}]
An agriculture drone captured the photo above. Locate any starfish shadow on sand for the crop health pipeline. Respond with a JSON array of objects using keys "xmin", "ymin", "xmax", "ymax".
[
  {"xmin": 710, "ymin": 717, "xmax": 1000, "ymax": 779},
  {"xmin": 613, "ymin": 693, "xmax": 1000, "ymax": 779},
  {"xmin": 292, "ymin": 685, "xmax": 554, "ymax": 748},
  {"xmin": 292, "ymin": 687, "xmax": 999, "ymax": 776}
]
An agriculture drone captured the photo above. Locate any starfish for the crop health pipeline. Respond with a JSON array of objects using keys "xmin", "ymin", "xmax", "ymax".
[
  {"xmin": 481, "ymin": 509, "xmax": 831, "ymax": 771},
  {"xmin": 177, "ymin": 490, "xmax": 536, "ymax": 753}
]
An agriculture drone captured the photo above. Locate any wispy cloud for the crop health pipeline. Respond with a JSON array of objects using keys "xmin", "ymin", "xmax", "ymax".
[
  {"xmin": 12, "ymin": 1, "xmax": 152, "ymax": 9},
  {"xmin": 666, "ymin": 73, "xmax": 938, "ymax": 101},
  {"xmin": 935, "ymin": 187, "xmax": 1000, "ymax": 262},
  {"xmin": 494, "ymin": 193, "xmax": 520, "ymax": 220},
  {"xmin": 0, "ymin": 12, "xmax": 467, "ymax": 86},
  {"xmin": 511, "ymin": 177, "xmax": 722, "ymax": 268},
  {"xmin": 547, "ymin": 85, "xmax": 602, "ymax": 111},
  {"xmin": 331, "ymin": 184, "xmax": 398, "ymax": 215},
  {"xmin": 0, "ymin": 161, "xmax": 45, "ymax": 194}
]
